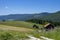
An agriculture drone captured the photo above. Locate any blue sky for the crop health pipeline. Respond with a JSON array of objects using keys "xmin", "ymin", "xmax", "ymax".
[{"xmin": 0, "ymin": 0, "xmax": 60, "ymax": 15}]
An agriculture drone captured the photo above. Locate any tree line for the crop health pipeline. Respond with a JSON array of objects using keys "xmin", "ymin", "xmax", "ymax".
[{"xmin": 26, "ymin": 19, "xmax": 60, "ymax": 26}]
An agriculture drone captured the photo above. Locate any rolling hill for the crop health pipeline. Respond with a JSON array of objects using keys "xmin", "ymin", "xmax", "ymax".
[{"xmin": 38, "ymin": 11, "xmax": 60, "ymax": 22}]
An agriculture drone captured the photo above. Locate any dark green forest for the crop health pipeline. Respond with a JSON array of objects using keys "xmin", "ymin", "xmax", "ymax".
[{"xmin": 26, "ymin": 11, "xmax": 60, "ymax": 26}]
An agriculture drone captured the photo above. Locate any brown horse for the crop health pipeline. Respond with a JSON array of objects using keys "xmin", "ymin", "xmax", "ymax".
[
  {"xmin": 33, "ymin": 24, "xmax": 39, "ymax": 29},
  {"xmin": 44, "ymin": 23, "xmax": 54, "ymax": 31}
]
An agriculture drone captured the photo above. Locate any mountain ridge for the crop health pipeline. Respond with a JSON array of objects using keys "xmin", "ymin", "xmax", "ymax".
[
  {"xmin": 0, "ymin": 11, "xmax": 60, "ymax": 22},
  {"xmin": 0, "ymin": 13, "xmax": 50, "ymax": 21}
]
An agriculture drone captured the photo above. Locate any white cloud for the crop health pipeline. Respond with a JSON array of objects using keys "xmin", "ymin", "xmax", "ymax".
[{"xmin": 5, "ymin": 6, "xmax": 8, "ymax": 9}]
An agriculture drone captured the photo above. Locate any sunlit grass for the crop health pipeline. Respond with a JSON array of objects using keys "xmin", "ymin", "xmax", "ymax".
[
  {"xmin": 40, "ymin": 28, "xmax": 60, "ymax": 40},
  {"xmin": 0, "ymin": 21, "xmax": 43, "ymax": 29},
  {"xmin": 0, "ymin": 30, "xmax": 29, "ymax": 40},
  {"xmin": 0, "ymin": 21, "xmax": 60, "ymax": 40}
]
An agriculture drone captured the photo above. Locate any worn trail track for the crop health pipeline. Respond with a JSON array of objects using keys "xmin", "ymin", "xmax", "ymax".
[{"xmin": 0, "ymin": 25, "xmax": 33, "ymax": 32}]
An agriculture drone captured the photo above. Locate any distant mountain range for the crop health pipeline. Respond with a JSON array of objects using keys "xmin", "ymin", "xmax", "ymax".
[
  {"xmin": 0, "ymin": 12, "xmax": 50, "ymax": 21},
  {"xmin": 0, "ymin": 11, "xmax": 60, "ymax": 22},
  {"xmin": 0, "ymin": 14, "xmax": 34, "ymax": 21}
]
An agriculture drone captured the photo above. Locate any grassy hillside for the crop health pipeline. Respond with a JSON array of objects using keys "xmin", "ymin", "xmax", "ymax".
[
  {"xmin": 0, "ymin": 30, "xmax": 40, "ymax": 40},
  {"xmin": 0, "ymin": 30, "xmax": 28, "ymax": 40},
  {"xmin": 0, "ymin": 24, "xmax": 41, "ymax": 40},
  {"xmin": 0, "ymin": 21, "xmax": 43, "ymax": 29},
  {"xmin": 0, "ymin": 21, "xmax": 60, "ymax": 40},
  {"xmin": 0, "ymin": 25, "xmax": 60, "ymax": 40}
]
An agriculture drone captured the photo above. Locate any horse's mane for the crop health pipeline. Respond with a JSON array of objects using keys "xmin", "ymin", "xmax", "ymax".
[{"xmin": 44, "ymin": 23, "xmax": 51, "ymax": 27}]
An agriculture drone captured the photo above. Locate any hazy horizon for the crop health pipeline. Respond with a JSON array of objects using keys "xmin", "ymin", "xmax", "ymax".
[{"xmin": 0, "ymin": 0, "xmax": 60, "ymax": 15}]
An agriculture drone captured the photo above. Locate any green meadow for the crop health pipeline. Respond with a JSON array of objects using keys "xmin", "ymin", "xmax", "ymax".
[{"xmin": 0, "ymin": 21, "xmax": 60, "ymax": 40}]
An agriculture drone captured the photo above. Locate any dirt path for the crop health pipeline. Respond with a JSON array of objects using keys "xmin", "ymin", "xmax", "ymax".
[
  {"xmin": 0, "ymin": 25, "xmax": 33, "ymax": 32},
  {"xmin": 27, "ymin": 35, "xmax": 54, "ymax": 40}
]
